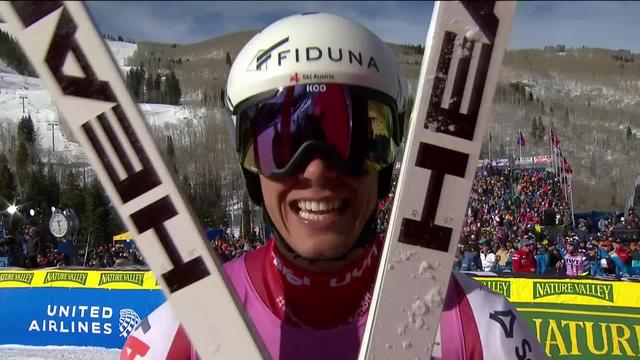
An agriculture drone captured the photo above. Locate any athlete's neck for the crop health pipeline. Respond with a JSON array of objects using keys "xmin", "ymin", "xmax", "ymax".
[
  {"xmin": 277, "ymin": 241, "xmax": 369, "ymax": 273},
  {"xmin": 245, "ymin": 235, "xmax": 383, "ymax": 329}
]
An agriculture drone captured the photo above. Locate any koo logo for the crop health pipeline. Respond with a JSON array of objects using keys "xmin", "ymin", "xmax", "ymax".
[{"xmin": 306, "ymin": 84, "xmax": 326, "ymax": 92}]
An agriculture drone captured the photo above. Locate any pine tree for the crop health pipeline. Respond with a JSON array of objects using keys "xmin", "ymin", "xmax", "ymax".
[
  {"xmin": 164, "ymin": 70, "xmax": 181, "ymax": 105},
  {"xmin": 15, "ymin": 140, "xmax": 29, "ymax": 179},
  {"xmin": 84, "ymin": 180, "xmax": 111, "ymax": 246},
  {"xmin": 0, "ymin": 154, "xmax": 16, "ymax": 202},
  {"xmin": 60, "ymin": 170, "xmax": 85, "ymax": 215},
  {"xmin": 18, "ymin": 114, "xmax": 35, "ymax": 144},
  {"xmin": 0, "ymin": 30, "xmax": 36, "ymax": 76},
  {"xmin": 153, "ymin": 73, "xmax": 162, "ymax": 104},
  {"xmin": 22, "ymin": 161, "xmax": 50, "ymax": 212},
  {"xmin": 530, "ymin": 116, "xmax": 539, "ymax": 143},
  {"xmin": 166, "ymin": 135, "xmax": 178, "ymax": 175},
  {"xmin": 225, "ymin": 52, "xmax": 232, "ymax": 66},
  {"xmin": 125, "ymin": 66, "xmax": 145, "ymax": 100},
  {"xmin": 537, "ymin": 116, "xmax": 546, "ymax": 143},
  {"xmin": 44, "ymin": 171, "xmax": 60, "ymax": 210},
  {"xmin": 145, "ymin": 72, "xmax": 154, "ymax": 103},
  {"xmin": 589, "ymin": 151, "xmax": 597, "ymax": 177},
  {"xmin": 241, "ymin": 192, "xmax": 251, "ymax": 239}
]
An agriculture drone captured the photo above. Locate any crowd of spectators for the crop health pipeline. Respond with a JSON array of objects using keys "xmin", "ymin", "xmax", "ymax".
[
  {"xmin": 452, "ymin": 166, "xmax": 640, "ymax": 278},
  {"xmin": 4, "ymin": 165, "xmax": 639, "ymax": 279},
  {"xmin": 212, "ymin": 230, "xmax": 267, "ymax": 262},
  {"xmin": 84, "ymin": 244, "xmax": 145, "ymax": 268},
  {"xmin": 0, "ymin": 222, "xmax": 266, "ymax": 268},
  {"xmin": 0, "ymin": 224, "xmax": 146, "ymax": 268}
]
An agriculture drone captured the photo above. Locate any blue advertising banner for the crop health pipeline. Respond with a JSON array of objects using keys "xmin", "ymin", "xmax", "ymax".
[
  {"xmin": 0, "ymin": 257, "xmax": 7, "ymax": 267},
  {"xmin": 0, "ymin": 288, "xmax": 164, "ymax": 349}
]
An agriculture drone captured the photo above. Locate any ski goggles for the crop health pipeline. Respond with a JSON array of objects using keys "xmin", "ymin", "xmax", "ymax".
[{"xmin": 233, "ymin": 83, "xmax": 402, "ymax": 178}]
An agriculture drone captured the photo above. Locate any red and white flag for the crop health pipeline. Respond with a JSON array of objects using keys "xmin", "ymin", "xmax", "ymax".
[{"xmin": 563, "ymin": 156, "xmax": 573, "ymax": 175}]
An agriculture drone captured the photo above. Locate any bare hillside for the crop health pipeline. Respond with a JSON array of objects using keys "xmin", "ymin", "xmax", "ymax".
[
  {"xmin": 488, "ymin": 47, "xmax": 640, "ymax": 211},
  {"xmin": 131, "ymin": 33, "xmax": 640, "ymax": 212}
]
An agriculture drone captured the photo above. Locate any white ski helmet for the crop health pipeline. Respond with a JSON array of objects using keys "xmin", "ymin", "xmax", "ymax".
[
  {"xmin": 227, "ymin": 12, "xmax": 408, "ymax": 120},
  {"xmin": 226, "ymin": 12, "xmax": 408, "ymax": 205}
]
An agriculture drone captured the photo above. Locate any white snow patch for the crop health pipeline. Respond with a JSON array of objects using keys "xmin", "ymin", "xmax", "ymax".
[
  {"xmin": 0, "ymin": 345, "xmax": 119, "ymax": 360},
  {"xmin": 504, "ymin": 70, "xmax": 640, "ymax": 108},
  {"xmin": 0, "ymin": 64, "xmax": 198, "ymax": 157},
  {"xmin": 105, "ymin": 40, "xmax": 137, "ymax": 67},
  {"xmin": 0, "ymin": 59, "xmax": 17, "ymax": 75}
]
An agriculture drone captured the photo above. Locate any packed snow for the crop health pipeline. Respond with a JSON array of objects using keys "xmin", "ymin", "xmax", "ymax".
[
  {"xmin": 0, "ymin": 39, "xmax": 194, "ymax": 157},
  {"xmin": 0, "ymin": 345, "xmax": 119, "ymax": 360},
  {"xmin": 104, "ymin": 40, "xmax": 136, "ymax": 67},
  {"xmin": 0, "ymin": 59, "xmax": 17, "ymax": 75},
  {"xmin": 504, "ymin": 70, "xmax": 640, "ymax": 108}
]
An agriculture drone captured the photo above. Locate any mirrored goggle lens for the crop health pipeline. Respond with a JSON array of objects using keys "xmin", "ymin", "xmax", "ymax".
[{"xmin": 235, "ymin": 84, "xmax": 399, "ymax": 177}]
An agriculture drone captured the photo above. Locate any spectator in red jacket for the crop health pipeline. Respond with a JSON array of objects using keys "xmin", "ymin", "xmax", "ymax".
[
  {"xmin": 612, "ymin": 239, "xmax": 630, "ymax": 275},
  {"xmin": 512, "ymin": 238, "xmax": 537, "ymax": 273}
]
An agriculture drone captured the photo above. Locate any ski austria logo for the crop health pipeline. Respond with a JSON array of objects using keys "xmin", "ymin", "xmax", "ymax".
[{"xmin": 118, "ymin": 308, "xmax": 141, "ymax": 338}]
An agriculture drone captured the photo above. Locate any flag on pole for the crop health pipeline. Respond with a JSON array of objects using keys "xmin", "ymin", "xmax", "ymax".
[
  {"xmin": 551, "ymin": 129, "xmax": 560, "ymax": 148},
  {"xmin": 516, "ymin": 131, "xmax": 526, "ymax": 146},
  {"xmin": 563, "ymin": 156, "xmax": 573, "ymax": 175}
]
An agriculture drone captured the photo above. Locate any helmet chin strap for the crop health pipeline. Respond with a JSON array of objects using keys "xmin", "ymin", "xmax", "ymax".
[{"xmin": 264, "ymin": 208, "xmax": 379, "ymax": 264}]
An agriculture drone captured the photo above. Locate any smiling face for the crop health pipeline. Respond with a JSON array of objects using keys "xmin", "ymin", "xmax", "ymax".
[{"xmin": 260, "ymin": 155, "xmax": 378, "ymax": 262}]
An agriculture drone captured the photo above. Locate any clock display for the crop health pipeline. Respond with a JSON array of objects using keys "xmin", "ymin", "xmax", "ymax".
[{"xmin": 49, "ymin": 213, "xmax": 68, "ymax": 238}]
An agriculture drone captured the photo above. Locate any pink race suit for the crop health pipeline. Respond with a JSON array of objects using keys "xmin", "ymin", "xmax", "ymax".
[{"xmin": 121, "ymin": 239, "xmax": 546, "ymax": 360}]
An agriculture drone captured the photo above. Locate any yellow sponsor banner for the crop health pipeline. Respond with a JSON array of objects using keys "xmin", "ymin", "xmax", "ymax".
[
  {"xmin": 473, "ymin": 276, "xmax": 640, "ymax": 308},
  {"xmin": 0, "ymin": 269, "xmax": 161, "ymax": 290}
]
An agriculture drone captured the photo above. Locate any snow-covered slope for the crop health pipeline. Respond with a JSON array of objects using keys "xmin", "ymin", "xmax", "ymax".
[
  {"xmin": 0, "ymin": 345, "xmax": 119, "ymax": 360},
  {"xmin": 0, "ymin": 34, "xmax": 192, "ymax": 157},
  {"xmin": 503, "ymin": 70, "xmax": 640, "ymax": 109},
  {"xmin": 105, "ymin": 40, "xmax": 136, "ymax": 67},
  {"xmin": 0, "ymin": 59, "xmax": 17, "ymax": 75}
]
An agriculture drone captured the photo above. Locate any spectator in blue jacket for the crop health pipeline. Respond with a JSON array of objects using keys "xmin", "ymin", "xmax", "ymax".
[
  {"xmin": 586, "ymin": 245, "xmax": 603, "ymax": 276},
  {"xmin": 461, "ymin": 243, "xmax": 481, "ymax": 271},
  {"xmin": 535, "ymin": 242, "xmax": 550, "ymax": 275}
]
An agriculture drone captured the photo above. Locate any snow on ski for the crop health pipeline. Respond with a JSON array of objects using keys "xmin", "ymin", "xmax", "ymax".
[
  {"xmin": 360, "ymin": 1, "xmax": 517, "ymax": 359},
  {"xmin": 0, "ymin": 2, "xmax": 265, "ymax": 359}
]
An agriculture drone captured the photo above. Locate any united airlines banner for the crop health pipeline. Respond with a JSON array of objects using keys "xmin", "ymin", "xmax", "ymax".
[
  {"xmin": 1, "ymin": 269, "xmax": 638, "ymax": 356},
  {"xmin": 0, "ymin": 269, "xmax": 164, "ymax": 349},
  {"xmin": 0, "ymin": 287, "xmax": 164, "ymax": 348}
]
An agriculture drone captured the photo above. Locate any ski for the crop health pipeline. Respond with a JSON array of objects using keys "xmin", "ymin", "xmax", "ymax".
[
  {"xmin": 0, "ymin": 2, "xmax": 265, "ymax": 359},
  {"xmin": 360, "ymin": 1, "xmax": 517, "ymax": 359}
]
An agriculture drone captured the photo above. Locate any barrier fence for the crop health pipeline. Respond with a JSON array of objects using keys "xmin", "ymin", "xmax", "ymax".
[{"xmin": 0, "ymin": 268, "xmax": 638, "ymax": 358}]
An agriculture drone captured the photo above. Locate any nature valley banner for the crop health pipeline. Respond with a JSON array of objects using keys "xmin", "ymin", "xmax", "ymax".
[
  {"xmin": 533, "ymin": 281, "xmax": 613, "ymax": 303},
  {"xmin": 473, "ymin": 276, "xmax": 640, "ymax": 359},
  {"xmin": 0, "ymin": 271, "xmax": 35, "ymax": 286},
  {"xmin": 0, "ymin": 269, "xmax": 160, "ymax": 290}
]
